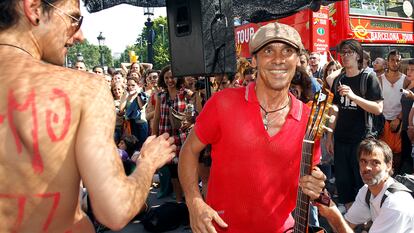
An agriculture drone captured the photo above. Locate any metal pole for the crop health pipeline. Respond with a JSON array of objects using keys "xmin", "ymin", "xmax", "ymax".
[
  {"xmin": 99, "ymin": 47, "xmax": 104, "ymax": 67},
  {"xmin": 145, "ymin": 18, "xmax": 154, "ymax": 64},
  {"xmin": 205, "ymin": 78, "xmax": 212, "ymax": 100}
]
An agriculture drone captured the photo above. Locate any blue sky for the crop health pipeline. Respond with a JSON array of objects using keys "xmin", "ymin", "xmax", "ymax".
[{"xmin": 81, "ymin": 4, "xmax": 167, "ymax": 56}]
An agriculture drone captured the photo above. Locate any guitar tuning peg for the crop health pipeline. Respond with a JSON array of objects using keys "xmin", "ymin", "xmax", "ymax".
[
  {"xmin": 331, "ymin": 105, "xmax": 339, "ymax": 113},
  {"xmin": 323, "ymin": 125, "xmax": 333, "ymax": 133}
]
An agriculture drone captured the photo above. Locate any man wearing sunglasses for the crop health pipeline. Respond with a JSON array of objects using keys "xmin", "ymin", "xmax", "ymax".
[
  {"xmin": 0, "ymin": 0, "xmax": 176, "ymax": 232},
  {"xmin": 326, "ymin": 39, "xmax": 383, "ymax": 212}
]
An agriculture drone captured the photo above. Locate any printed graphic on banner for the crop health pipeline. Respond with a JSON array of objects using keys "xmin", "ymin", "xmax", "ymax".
[{"xmin": 351, "ymin": 18, "xmax": 414, "ymax": 44}]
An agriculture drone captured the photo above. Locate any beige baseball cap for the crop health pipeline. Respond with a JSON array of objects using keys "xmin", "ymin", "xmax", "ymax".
[{"xmin": 249, "ymin": 22, "xmax": 304, "ymax": 54}]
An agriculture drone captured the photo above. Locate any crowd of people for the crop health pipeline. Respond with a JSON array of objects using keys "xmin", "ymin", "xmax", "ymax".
[{"xmin": 1, "ymin": 0, "xmax": 414, "ymax": 233}]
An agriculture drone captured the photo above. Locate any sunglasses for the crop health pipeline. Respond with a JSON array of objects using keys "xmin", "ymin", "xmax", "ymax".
[
  {"xmin": 339, "ymin": 51, "xmax": 355, "ymax": 57},
  {"xmin": 147, "ymin": 75, "xmax": 159, "ymax": 80},
  {"xmin": 42, "ymin": 0, "xmax": 83, "ymax": 35}
]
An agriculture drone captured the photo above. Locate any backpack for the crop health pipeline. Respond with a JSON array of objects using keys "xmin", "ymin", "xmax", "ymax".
[
  {"xmin": 365, "ymin": 174, "xmax": 414, "ymax": 208},
  {"xmin": 332, "ymin": 69, "xmax": 385, "ymax": 139},
  {"xmin": 142, "ymin": 202, "xmax": 189, "ymax": 232}
]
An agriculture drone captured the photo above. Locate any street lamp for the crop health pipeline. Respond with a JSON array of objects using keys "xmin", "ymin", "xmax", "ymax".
[
  {"xmin": 97, "ymin": 31, "xmax": 105, "ymax": 67},
  {"xmin": 144, "ymin": 7, "xmax": 154, "ymax": 65},
  {"xmin": 76, "ymin": 52, "xmax": 84, "ymax": 62}
]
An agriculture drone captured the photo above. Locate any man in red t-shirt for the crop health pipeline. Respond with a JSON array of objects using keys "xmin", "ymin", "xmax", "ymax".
[{"xmin": 178, "ymin": 22, "xmax": 326, "ymax": 233}]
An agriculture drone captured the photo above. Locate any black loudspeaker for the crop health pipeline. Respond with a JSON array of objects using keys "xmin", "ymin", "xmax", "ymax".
[{"xmin": 166, "ymin": 0, "xmax": 236, "ymax": 77}]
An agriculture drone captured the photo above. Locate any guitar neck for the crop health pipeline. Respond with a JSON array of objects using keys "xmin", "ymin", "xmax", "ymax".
[{"xmin": 293, "ymin": 141, "xmax": 314, "ymax": 233}]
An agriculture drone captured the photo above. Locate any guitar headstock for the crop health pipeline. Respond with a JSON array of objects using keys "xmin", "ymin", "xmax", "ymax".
[{"xmin": 305, "ymin": 87, "xmax": 334, "ymax": 142}]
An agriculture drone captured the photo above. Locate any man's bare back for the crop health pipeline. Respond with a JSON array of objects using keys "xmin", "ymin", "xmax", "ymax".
[
  {"xmin": 0, "ymin": 53, "xmax": 107, "ymax": 232},
  {"xmin": 0, "ymin": 1, "xmax": 176, "ymax": 232}
]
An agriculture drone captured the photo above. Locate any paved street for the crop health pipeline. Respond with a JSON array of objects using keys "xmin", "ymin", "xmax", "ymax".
[
  {"xmin": 104, "ymin": 187, "xmax": 191, "ymax": 233},
  {"xmin": 102, "ymin": 180, "xmax": 369, "ymax": 233}
]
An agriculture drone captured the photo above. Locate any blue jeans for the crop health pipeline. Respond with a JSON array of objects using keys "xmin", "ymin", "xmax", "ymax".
[{"xmin": 130, "ymin": 120, "xmax": 148, "ymax": 150}]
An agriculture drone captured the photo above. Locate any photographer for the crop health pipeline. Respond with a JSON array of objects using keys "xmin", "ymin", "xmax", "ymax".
[{"xmin": 318, "ymin": 139, "xmax": 414, "ymax": 233}]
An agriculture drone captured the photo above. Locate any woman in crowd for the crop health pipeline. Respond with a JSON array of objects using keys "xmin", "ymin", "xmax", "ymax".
[
  {"xmin": 121, "ymin": 61, "xmax": 153, "ymax": 77},
  {"xmin": 323, "ymin": 60, "xmax": 342, "ymax": 88},
  {"xmin": 145, "ymin": 69, "xmax": 160, "ymax": 135},
  {"xmin": 112, "ymin": 81, "xmax": 125, "ymax": 144},
  {"xmin": 289, "ymin": 66, "xmax": 313, "ymax": 105},
  {"xmin": 119, "ymin": 76, "xmax": 149, "ymax": 150},
  {"xmin": 153, "ymin": 65, "xmax": 190, "ymax": 202}
]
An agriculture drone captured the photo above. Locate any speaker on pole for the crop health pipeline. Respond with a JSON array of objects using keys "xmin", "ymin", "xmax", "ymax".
[{"xmin": 166, "ymin": 0, "xmax": 236, "ymax": 77}]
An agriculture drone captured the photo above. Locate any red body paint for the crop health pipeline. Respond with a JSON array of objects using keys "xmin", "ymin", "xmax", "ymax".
[
  {"xmin": 46, "ymin": 89, "xmax": 71, "ymax": 142},
  {"xmin": 0, "ymin": 194, "xmax": 27, "ymax": 233},
  {"xmin": 5, "ymin": 88, "xmax": 72, "ymax": 174},
  {"xmin": 0, "ymin": 192, "xmax": 61, "ymax": 233},
  {"xmin": 35, "ymin": 192, "xmax": 61, "ymax": 232},
  {"xmin": 7, "ymin": 89, "xmax": 43, "ymax": 174}
]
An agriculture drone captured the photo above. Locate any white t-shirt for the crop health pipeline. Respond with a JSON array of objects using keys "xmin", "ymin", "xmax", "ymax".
[
  {"xmin": 345, "ymin": 178, "xmax": 414, "ymax": 233},
  {"xmin": 381, "ymin": 74, "xmax": 405, "ymax": 120}
]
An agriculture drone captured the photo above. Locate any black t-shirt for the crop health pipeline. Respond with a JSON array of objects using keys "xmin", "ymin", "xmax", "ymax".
[{"xmin": 332, "ymin": 71, "xmax": 383, "ymax": 143}]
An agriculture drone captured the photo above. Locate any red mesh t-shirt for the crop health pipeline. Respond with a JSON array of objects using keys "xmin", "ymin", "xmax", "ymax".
[{"xmin": 194, "ymin": 83, "xmax": 320, "ymax": 233}]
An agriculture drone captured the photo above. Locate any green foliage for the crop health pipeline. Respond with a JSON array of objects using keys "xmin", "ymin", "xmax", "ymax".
[
  {"xmin": 113, "ymin": 16, "xmax": 170, "ymax": 71},
  {"xmin": 67, "ymin": 39, "xmax": 113, "ymax": 70},
  {"xmin": 152, "ymin": 16, "xmax": 170, "ymax": 69}
]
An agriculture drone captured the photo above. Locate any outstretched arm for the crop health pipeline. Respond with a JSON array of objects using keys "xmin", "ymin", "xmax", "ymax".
[
  {"xmin": 318, "ymin": 201, "xmax": 355, "ymax": 233},
  {"xmin": 75, "ymin": 79, "xmax": 175, "ymax": 230},
  {"xmin": 178, "ymin": 130, "xmax": 228, "ymax": 233}
]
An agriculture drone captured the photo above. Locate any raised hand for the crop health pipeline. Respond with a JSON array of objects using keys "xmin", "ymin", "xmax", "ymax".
[
  {"xmin": 338, "ymin": 84, "xmax": 357, "ymax": 101},
  {"xmin": 138, "ymin": 133, "xmax": 176, "ymax": 170}
]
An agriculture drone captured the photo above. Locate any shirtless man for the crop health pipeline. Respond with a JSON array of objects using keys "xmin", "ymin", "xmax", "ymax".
[{"xmin": 0, "ymin": 0, "xmax": 175, "ymax": 232}]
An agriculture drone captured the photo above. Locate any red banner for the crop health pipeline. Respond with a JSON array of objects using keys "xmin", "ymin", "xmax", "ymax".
[
  {"xmin": 234, "ymin": 23, "xmax": 260, "ymax": 58},
  {"xmin": 311, "ymin": 6, "xmax": 330, "ymax": 52},
  {"xmin": 350, "ymin": 17, "xmax": 414, "ymax": 44}
]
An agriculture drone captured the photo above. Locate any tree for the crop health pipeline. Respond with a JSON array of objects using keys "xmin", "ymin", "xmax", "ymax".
[
  {"xmin": 67, "ymin": 39, "xmax": 113, "ymax": 70},
  {"xmin": 114, "ymin": 16, "xmax": 170, "ymax": 70},
  {"xmin": 151, "ymin": 16, "xmax": 170, "ymax": 69}
]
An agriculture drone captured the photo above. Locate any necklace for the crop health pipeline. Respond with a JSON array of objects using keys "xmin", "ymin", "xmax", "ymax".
[
  {"xmin": 260, "ymin": 97, "xmax": 290, "ymax": 130},
  {"xmin": 0, "ymin": 43, "xmax": 33, "ymax": 57}
]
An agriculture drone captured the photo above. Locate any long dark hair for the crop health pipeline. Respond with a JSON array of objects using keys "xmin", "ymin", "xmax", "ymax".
[
  {"xmin": 338, "ymin": 39, "xmax": 364, "ymax": 70},
  {"xmin": 158, "ymin": 65, "xmax": 183, "ymax": 90},
  {"xmin": 290, "ymin": 66, "xmax": 313, "ymax": 103}
]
